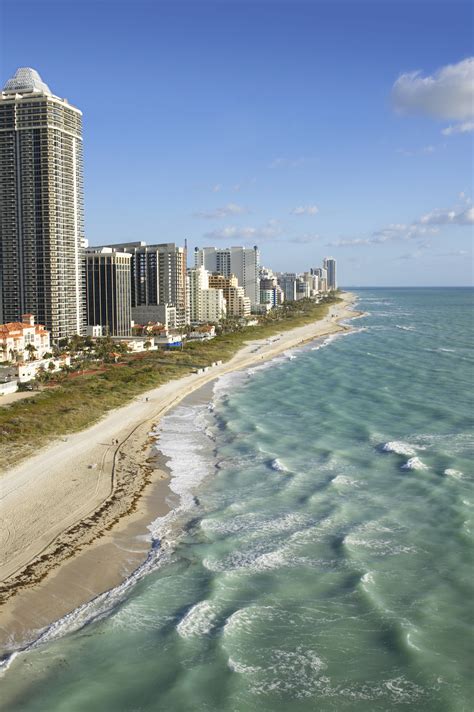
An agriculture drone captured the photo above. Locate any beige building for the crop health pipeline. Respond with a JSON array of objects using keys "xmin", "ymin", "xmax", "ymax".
[
  {"xmin": 208, "ymin": 274, "xmax": 251, "ymax": 317},
  {"xmin": 0, "ymin": 67, "xmax": 85, "ymax": 339},
  {"xmin": 195, "ymin": 246, "xmax": 260, "ymax": 306},
  {"xmin": 188, "ymin": 266, "xmax": 226, "ymax": 324},
  {"xmin": 0, "ymin": 314, "xmax": 50, "ymax": 362}
]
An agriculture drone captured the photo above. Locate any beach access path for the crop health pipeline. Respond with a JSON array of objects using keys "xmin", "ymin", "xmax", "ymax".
[{"xmin": 0, "ymin": 293, "xmax": 358, "ymax": 617}]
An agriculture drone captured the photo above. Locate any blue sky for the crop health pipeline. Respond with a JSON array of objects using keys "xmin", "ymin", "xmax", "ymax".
[{"xmin": 1, "ymin": 0, "xmax": 473, "ymax": 285}]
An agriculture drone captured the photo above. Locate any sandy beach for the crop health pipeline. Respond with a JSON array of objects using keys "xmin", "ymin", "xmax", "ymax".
[{"xmin": 0, "ymin": 292, "xmax": 359, "ymax": 652}]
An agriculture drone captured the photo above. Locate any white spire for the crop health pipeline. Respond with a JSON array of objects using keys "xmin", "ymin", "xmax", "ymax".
[{"xmin": 3, "ymin": 67, "xmax": 52, "ymax": 95}]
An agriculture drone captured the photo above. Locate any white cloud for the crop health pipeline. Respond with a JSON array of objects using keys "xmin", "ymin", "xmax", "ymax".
[
  {"xmin": 291, "ymin": 205, "xmax": 319, "ymax": 216},
  {"xmin": 419, "ymin": 206, "xmax": 474, "ymax": 226},
  {"xmin": 270, "ymin": 156, "xmax": 315, "ymax": 168},
  {"xmin": 212, "ymin": 184, "xmax": 222, "ymax": 193},
  {"xmin": 392, "ymin": 57, "xmax": 474, "ymax": 121},
  {"xmin": 436, "ymin": 249, "xmax": 471, "ymax": 257},
  {"xmin": 289, "ymin": 234, "xmax": 321, "ymax": 244},
  {"xmin": 326, "ymin": 197, "xmax": 472, "ymax": 248},
  {"xmin": 194, "ymin": 203, "xmax": 248, "ymax": 219},
  {"xmin": 203, "ymin": 219, "xmax": 282, "ymax": 243},
  {"xmin": 442, "ymin": 121, "xmax": 474, "ymax": 135}
]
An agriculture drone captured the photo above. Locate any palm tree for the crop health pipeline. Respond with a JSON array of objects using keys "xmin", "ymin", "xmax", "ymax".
[{"xmin": 25, "ymin": 343, "xmax": 37, "ymax": 361}]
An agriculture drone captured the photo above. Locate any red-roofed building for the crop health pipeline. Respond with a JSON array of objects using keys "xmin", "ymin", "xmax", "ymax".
[{"xmin": 0, "ymin": 314, "xmax": 51, "ymax": 363}]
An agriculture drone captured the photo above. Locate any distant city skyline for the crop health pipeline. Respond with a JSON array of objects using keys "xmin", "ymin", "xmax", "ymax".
[{"xmin": 2, "ymin": 0, "xmax": 472, "ymax": 286}]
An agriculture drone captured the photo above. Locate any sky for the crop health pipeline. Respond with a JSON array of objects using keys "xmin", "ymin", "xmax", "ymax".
[{"xmin": 1, "ymin": 0, "xmax": 473, "ymax": 285}]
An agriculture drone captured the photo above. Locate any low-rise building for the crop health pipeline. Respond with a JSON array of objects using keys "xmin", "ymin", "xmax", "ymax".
[
  {"xmin": 154, "ymin": 333, "xmax": 184, "ymax": 349},
  {"xmin": 110, "ymin": 337, "xmax": 157, "ymax": 352},
  {"xmin": 0, "ymin": 314, "xmax": 51, "ymax": 363},
  {"xmin": 16, "ymin": 355, "xmax": 71, "ymax": 383},
  {"xmin": 132, "ymin": 304, "xmax": 177, "ymax": 330},
  {"xmin": 188, "ymin": 325, "xmax": 216, "ymax": 340}
]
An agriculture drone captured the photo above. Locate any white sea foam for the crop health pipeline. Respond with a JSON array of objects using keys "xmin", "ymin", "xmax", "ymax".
[
  {"xmin": 311, "ymin": 333, "xmax": 340, "ymax": 351},
  {"xmin": 361, "ymin": 571, "xmax": 375, "ymax": 586},
  {"xmin": 212, "ymin": 370, "xmax": 248, "ymax": 400},
  {"xmin": 201, "ymin": 511, "xmax": 308, "ymax": 538},
  {"xmin": 395, "ymin": 324, "xmax": 416, "ymax": 331},
  {"xmin": 227, "ymin": 657, "xmax": 261, "ymax": 674},
  {"xmin": 411, "ymin": 432, "xmax": 471, "ymax": 456},
  {"xmin": 344, "ymin": 532, "xmax": 414, "ymax": 556},
  {"xmin": 203, "ymin": 544, "xmax": 287, "ymax": 573},
  {"xmin": 402, "ymin": 457, "xmax": 428, "ymax": 471},
  {"xmin": 2, "ymin": 402, "xmax": 217, "ymax": 671},
  {"xmin": 444, "ymin": 468, "xmax": 464, "ymax": 479},
  {"xmin": 0, "ymin": 541, "xmax": 174, "ymax": 674},
  {"xmin": 176, "ymin": 600, "xmax": 219, "ymax": 638},
  {"xmin": 271, "ymin": 458, "xmax": 288, "ymax": 472},
  {"xmin": 406, "ymin": 633, "xmax": 422, "ymax": 651},
  {"xmin": 223, "ymin": 606, "xmax": 276, "ymax": 637},
  {"xmin": 247, "ymin": 647, "xmax": 327, "ymax": 698},
  {"xmin": 152, "ymin": 403, "xmax": 215, "ymax": 513},
  {"xmin": 382, "ymin": 440, "xmax": 425, "ymax": 457},
  {"xmin": 331, "ymin": 474, "xmax": 360, "ymax": 488}
]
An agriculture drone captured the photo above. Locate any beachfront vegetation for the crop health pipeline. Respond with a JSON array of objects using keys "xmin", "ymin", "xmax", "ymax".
[{"xmin": 0, "ymin": 294, "xmax": 341, "ymax": 468}]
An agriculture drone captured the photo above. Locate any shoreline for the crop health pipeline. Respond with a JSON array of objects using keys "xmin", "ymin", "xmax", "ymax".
[{"xmin": 0, "ymin": 292, "xmax": 361, "ymax": 655}]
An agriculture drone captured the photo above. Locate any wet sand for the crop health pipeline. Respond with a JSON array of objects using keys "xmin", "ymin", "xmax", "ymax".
[{"xmin": 0, "ymin": 293, "xmax": 360, "ymax": 653}]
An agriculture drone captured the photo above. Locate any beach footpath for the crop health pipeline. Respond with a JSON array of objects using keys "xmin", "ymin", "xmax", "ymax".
[{"xmin": 0, "ymin": 292, "xmax": 359, "ymax": 652}]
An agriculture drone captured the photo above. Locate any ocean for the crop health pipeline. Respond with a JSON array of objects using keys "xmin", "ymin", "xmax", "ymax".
[{"xmin": 1, "ymin": 288, "xmax": 473, "ymax": 711}]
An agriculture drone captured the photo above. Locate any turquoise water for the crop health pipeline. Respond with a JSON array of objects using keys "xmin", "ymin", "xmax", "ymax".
[{"xmin": 1, "ymin": 288, "xmax": 473, "ymax": 711}]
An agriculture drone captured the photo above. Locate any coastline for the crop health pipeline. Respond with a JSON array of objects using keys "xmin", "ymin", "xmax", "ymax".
[{"xmin": 0, "ymin": 292, "xmax": 360, "ymax": 654}]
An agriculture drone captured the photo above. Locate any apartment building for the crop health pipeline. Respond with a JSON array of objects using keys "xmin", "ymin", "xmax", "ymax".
[
  {"xmin": 0, "ymin": 313, "xmax": 50, "ymax": 362},
  {"xmin": 208, "ymin": 274, "xmax": 251, "ymax": 317},
  {"xmin": 188, "ymin": 266, "xmax": 226, "ymax": 324},
  {"xmin": 100, "ymin": 241, "xmax": 187, "ymax": 328},
  {"xmin": 0, "ymin": 67, "xmax": 85, "ymax": 339},
  {"xmin": 194, "ymin": 246, "xmax": 260, "ymax": 306}
]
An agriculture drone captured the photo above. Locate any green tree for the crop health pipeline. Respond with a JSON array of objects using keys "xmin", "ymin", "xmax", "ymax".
[{"xmin": 25, "ymin": 343, "xmax": 37, "ymax": 361}]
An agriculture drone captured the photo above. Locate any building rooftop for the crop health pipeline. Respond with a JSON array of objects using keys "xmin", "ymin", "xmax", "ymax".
[{"xmin": 3, "ymin": 67, "xmax": 52, "ymax": 95}]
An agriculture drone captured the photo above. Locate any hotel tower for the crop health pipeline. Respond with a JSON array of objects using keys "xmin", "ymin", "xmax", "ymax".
[{"xmin": 0, "ymin": 68, "xmax": 85, "ymax": 339}]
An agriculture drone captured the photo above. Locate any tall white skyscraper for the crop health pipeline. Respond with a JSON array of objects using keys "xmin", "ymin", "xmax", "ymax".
[
  {"xmin": 194, "ymin": 245, "xmax": 260, "ymax": 306},
  {"xmin": 0, "ymin": 68, "xmax": 85, "ymax": 339},
  {"xmin": 323, "ymin": 257, "xmax": 337, "ymax": 290}
]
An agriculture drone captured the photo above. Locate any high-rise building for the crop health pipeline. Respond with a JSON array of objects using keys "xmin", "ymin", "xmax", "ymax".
[
  {"xmin": 194, "ymin": 246, "xmax": 260, "ymax": 306},
  {"xmin": 100, "ymin": 241, "xmax": 187, "ymax": 328},
  {"xmin": 85, "ymin": 247, "xmax": 132, "ymax": 336},
  {"xmin": 187, "ymin": 266, "xmax": 226, "ymax": 324},
  {"xmin": 259, "ymin": 274, "xmax": 284, "ymax": 307},
  {"xmin": 323, "ymin": 258, "xmax": 337, "ymax": 290},
  {"xmin": 208, "ymin": 274, "xmax": 251, "ymax": 317},
  {"xmin": 0, "ymin": 67, "xmax": 85, "ymax": 339},
  {"xmin": 277, "ymin": 273, "xmax": 297, "ymax": 302}
]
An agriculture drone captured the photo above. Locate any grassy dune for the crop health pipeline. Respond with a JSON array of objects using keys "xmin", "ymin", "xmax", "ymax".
[{"xmin": 0, "ymin": 296, "xmax": 340, "ymax": 469}]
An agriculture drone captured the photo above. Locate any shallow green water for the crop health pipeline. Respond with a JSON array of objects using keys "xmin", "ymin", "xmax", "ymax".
[{"xmin": 1, "ymin": 288, "xmax": 473, "ymax": 711}]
